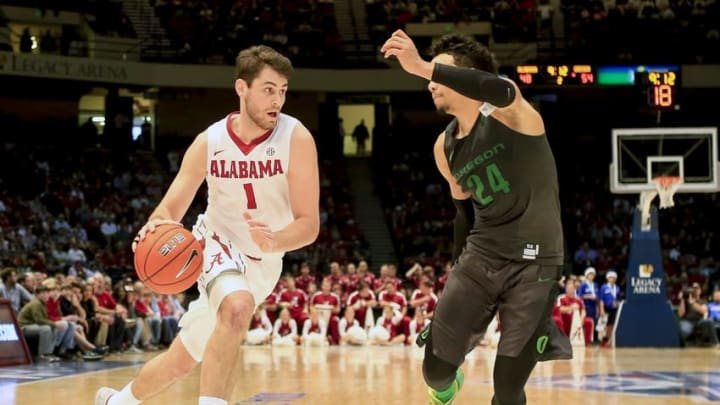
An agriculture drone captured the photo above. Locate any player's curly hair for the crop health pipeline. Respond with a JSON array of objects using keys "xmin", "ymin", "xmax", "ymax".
[
  {"xmin": 235, "ymin": 45, "xmax": 294, "ymax": 84},
  {"xmin": 428, "ymin": 33, "xmax": 499, "ymax": 74}
]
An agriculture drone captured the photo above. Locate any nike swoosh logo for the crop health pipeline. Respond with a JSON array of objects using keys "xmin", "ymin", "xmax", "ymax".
[
  {"xmin": 537, "ymin": 277, "xmax": 554, "ymax": 283},
  {"xmin": 213, "ymin": 150, "xmax": 225, "ymax": 156},
  {"xmin": 176, "ymin": 249, "xmax": 199, "ymax": 279}
]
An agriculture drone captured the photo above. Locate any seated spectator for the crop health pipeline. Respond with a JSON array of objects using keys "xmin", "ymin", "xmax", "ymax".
[
  {"xmin": 409, "ymin": 279, "xmax": 438, "ymax": 319},
  {"xmin": 338, "ymin": 306, "xmax": 367, "ymax": 346},
  {"xmin": 678, "ymin": 283, "xmax": 718, "ymax": 347},
  {"xmin": 18, "ymin": 285, "xmax": 60, "ymax": 362},
  {"xmin": 378, "ymin": 279, "xmax": 411, "ymax": 338},
  {"xmin": 17, "ymin": 272, "xmax": 38, "ymax": 296},
  {"xmin": 556, "ymin": 280, "xmax": 594, "ymax": 346},
  {"xmin": 0, "ymin": 267, "xmax": 34, "ymax": 313},
  {"xmin": 272, "ymin": 308, "xmax": 299, "ymax": 347},
  {"xmin": 81, "ymin": 283, "xmax": 112, "ymax": 345},
  {"xmin": 356, "ymin": 260, "xmax": 375, "ymax": 288},
  {"xmin": 264, "ymin": 291, "xmax": 280, "ymax": 325},
  {"xmin": 346, "ymin": 282, "xmax": 377, "ymax": 330},
  {"xmin": 59, "ymin": 283, "xmax": 108, "ymax": 360},
  {"xmin": 92, "ymin": 275, "xmax": 126, "ymax": 352},
  {"xmin": 295, "ymin": 262, "xmax": 316, "ymax": 294},
  {"xmin": 68, "ymin": 260, "xmax": 95, "ymax": 280},
  {"xmin": 309, "ymin": 279, "xmax": 341, "ymax": 344},
  {"xmin": 122, "ymin": 286, "xmax": 151, "ymax": 353},
  {"xmin": 41, "ymin": 280, "xmax": 76, "ymax": 357},
  {"xmin": 154, "ymin": 294, "xmax": 180, "ymax": 346},
  {"xmin": 136, "ymin": 288, "xmax": 162, "ymax": 348},
  {"xmin": 246, "ymin": 306, "xmax": 273, "ymax": 346},
  {"xmin": 301, "ymin": 307, "xmax": 328, "ymax": 347},
  {"xmin": 369, "ymin": 306, "xmax": 406, "ymax": 346},
  {"xmin": 278, "ymin": 276, "xmax": 309, "ymax": 328}
]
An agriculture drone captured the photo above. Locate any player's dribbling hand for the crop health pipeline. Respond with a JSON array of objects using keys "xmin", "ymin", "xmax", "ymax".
[
  {"xmin": 380, "ymin": 30, "xmax": 431, "ymax": 79},
  {"xmin": 243, "ymin": 212, "xmax": 276, "ymax": 253},
  {"xmin": 132, "ymin": 219, "xmax": 183, "ymax": 252}
]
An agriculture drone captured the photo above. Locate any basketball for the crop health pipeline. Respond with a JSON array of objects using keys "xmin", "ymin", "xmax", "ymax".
[{"xmin": 134, "ymin": 224, "xmax": 203, "ymax": 294}]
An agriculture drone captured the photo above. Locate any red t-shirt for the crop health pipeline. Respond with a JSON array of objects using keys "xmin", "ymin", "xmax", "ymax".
[
  {"xmin": 46, "ymin": 296, "xmax": 62, "ymax": 321},
  {"xmin": 279, "ymin": 289, "xmax": 307, "ymax": 320},
  {"xmin": 95, "ymin": 291, "xmax": 117, "ymax": 310}
]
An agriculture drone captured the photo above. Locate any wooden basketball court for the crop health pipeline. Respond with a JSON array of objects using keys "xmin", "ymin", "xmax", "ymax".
[{"xmin": 4, "ymin": 346, "xmax": 719, "ymax": 404}]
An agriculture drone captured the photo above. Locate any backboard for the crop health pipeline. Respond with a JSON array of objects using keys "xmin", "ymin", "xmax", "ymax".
[{"xmin": 610, "ymin": 127, "xmax": 719, "ymax": 194}]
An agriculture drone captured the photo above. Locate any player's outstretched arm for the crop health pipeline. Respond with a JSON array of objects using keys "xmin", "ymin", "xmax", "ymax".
[
  {"xmin": 382, "ymin": 29, "xmax": 545, "ymax": 136},
  {"xmin": 382, "ymin": 30, "xmax": 516, "ymax": 107}
]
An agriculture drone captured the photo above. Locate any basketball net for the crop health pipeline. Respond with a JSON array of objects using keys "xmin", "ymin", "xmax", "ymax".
[{"xmin": 639, "ymin": 176, "xmax": 683, "ymax": 231}]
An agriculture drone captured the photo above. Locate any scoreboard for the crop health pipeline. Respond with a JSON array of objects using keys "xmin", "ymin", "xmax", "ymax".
[
  {"xmin": 513, "ymin": 64, "xmax": 680, "ymax": 110},
  {"xmin": 516, "ymin": 64, "xmax": 595, "ymax": 86}
]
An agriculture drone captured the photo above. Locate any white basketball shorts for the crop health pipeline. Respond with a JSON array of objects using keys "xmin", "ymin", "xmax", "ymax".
[{"xmin": 178, "ymin": 215, "xmax": 282, "ymax": 361}]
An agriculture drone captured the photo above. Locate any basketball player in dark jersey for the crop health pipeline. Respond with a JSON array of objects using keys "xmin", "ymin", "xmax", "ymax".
[{"xmin": 382, "ymin": 30, "xmax": 572, "ymax": 404}]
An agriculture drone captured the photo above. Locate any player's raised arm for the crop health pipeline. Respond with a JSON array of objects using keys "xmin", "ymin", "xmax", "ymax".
[{"xmin": 382, "ymin": 30, "xmax": 516, "ymax": 107}]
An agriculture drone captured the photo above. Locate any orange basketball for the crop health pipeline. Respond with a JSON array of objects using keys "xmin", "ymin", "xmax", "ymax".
[{"xmin": 134, "ymin": 224, "xmax": 203, "ymax": 294}]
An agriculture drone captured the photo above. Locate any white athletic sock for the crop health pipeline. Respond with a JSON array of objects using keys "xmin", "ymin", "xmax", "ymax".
[
  {"xmin": 108, "ymin": 381, "xmax": 141, "ymax": 405},
  {"xmin": 198, "ymin": 396, "xmax": 228, "ymax": 405}
]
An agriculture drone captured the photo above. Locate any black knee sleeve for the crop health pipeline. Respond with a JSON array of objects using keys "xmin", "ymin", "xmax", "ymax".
[
  {"xmin": 491, "ymin": 340, "xmax": 538, "ymax": 405},
  {"xmin": 422, "ymin": 336, "xmax": 458, "ymax": 391}
]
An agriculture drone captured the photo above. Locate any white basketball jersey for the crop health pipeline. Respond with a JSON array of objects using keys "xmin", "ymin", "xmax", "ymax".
[{"xmin": 202, "ymin": 112, "xmax": 298, "ymax": 259}]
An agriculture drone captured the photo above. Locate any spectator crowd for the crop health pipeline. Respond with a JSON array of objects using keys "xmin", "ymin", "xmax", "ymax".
[{"xmin": 5, "ymin": 0, "xmax": 717, "ymax": 65}]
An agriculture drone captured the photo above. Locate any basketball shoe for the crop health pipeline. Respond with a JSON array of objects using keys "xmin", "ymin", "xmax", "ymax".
[
  {"xmin": 95, "ymin": 387, "xmax": 118, "ymax": 405},
  {"xmin": 428, "ymin": 368, "xmax": 464, "ymax": 404}
]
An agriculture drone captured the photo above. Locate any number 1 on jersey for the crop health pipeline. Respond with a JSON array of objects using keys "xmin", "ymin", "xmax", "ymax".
[{"xmin": 243, "ymin": 183, "xmax": 257, "ymax": 209}]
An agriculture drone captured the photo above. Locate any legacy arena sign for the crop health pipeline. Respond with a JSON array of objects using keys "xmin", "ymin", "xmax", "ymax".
[
  {"xmin": 12, "ymin": 55, "xmax": 129, "ymax": 81},
  {"xmin": 0, "ymin": 52, "xmax": 133, "ymax": 83},
  {"xmin": 629, "ymin": 264, "xmax": 663, "ymax": 295}
]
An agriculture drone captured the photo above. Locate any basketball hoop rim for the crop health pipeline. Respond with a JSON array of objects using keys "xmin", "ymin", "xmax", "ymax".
[{"xmin": 653, "ymin": 175, "xmax": 684, "ymax": 189}]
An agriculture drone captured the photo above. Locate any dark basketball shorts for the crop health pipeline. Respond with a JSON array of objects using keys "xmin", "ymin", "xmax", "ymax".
[
  {"xmin": 429, "ymin": 251, "xmax": 572, "ymax": 366},
  {"xmin": 605, "ymin": 307, "xmax": 618, "ymax": 325}
]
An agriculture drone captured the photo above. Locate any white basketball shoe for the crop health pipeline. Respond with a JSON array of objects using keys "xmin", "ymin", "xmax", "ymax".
[{"xmin": 95, "ymin": 387, "xmax": 118, "ymax": 405}]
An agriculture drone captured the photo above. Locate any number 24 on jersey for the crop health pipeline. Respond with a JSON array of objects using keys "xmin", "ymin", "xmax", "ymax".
[{"xmin": 466, "ymin": 163, "xmax": 510, "ymax": 205}]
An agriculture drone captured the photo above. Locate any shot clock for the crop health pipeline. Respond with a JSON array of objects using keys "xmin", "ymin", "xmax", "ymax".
[
  {"xmin": 631, "ymin": 69, "xmax": 680, "ymax": 110},
  {"xmin": 635, "ymin": 70, "xmax": 679, "ymax": 110}
]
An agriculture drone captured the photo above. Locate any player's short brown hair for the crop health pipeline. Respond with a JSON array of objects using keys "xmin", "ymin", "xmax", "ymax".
[
  {"xmin": 428, "ymin": 33, "xmax": 499, "ymax": 74},
  {"xmin": 235, "ymin": 45, "xmax": 294, "ymax": 85}
]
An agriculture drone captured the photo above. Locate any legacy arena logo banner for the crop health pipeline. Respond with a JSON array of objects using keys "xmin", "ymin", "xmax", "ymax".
[{"xmin": 629, "ymin": 264, "xmax": 663, "ymax": 295}]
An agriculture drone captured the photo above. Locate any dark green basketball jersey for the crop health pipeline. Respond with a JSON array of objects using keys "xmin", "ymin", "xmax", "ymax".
[{"xmin": 444, "ymin": 114, "xmax": 564, "ymax": 265}]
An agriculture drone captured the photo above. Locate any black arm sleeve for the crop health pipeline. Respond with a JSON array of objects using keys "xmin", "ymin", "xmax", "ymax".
[
  {"xmin": 431, "ymin": 64, "xmax": 516, "ymax": 108},
  {"xmin": 452, "ymin": 198, "xmax": 474, "ymax": 262}
]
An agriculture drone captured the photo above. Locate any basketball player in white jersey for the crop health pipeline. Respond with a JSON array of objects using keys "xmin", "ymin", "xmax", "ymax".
[{"xmin": 96, "ymin": 45, "xmax": 320, "ymax": 405}]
